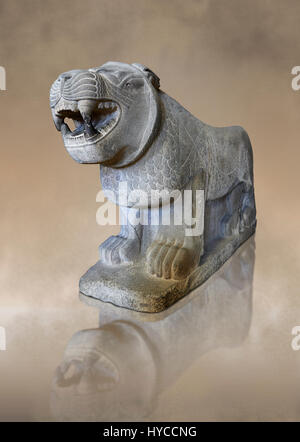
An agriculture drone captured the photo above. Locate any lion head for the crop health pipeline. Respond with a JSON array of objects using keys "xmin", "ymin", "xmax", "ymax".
[
  {"xmin": 50, "ymin": 323, "xmax": 157, "ymax": 420},
  {"xmin": 50, "ymin": 62, "xmax": 161, "ymax": 167}
]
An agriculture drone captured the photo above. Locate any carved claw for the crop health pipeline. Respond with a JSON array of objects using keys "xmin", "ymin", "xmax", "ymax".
[
  {"xmin": 99, "ymin": 234, "xmax": 140, "ymax": 265},
  {"xmin": 146, "ymin": 235, "xmax": 202, "ymax": 280}
]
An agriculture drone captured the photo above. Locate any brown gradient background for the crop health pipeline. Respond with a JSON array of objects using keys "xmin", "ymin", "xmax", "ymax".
[{"xmin": 0, "ymin": 0, "xmax": 300, "ymax": 421}]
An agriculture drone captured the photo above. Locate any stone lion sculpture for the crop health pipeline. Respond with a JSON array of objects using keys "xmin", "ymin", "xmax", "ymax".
[{"xmin": 50, "ymin": 61, "xmax": 256, "ymax": 312}]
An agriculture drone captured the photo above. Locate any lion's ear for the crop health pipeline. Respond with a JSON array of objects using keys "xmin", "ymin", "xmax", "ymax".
[{"xmin": 131, "ymin": 63, "xmax": 160, "ymax": 89}]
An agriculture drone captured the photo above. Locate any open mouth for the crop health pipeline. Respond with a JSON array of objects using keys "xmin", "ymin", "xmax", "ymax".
[
  {"xmin": 53, "ymin": 100, "xmax": 120, "ymax": 142},
  {"xmin": 55, "ymin": 353, "xmax": 119, "ymax": 392}
]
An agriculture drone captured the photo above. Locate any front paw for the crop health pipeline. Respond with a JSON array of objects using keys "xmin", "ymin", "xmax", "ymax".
[
  {"xmin": 99, "ymin": 235, "xmax": 140, "ymax": 265},
  {"xmin": 146, "ymin": 235, "xmax": 202, "ymax": 280}
]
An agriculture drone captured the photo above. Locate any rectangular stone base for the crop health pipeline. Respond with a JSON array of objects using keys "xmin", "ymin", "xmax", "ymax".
[{"xmin": 79, "ymin": 226, "xmax": 255, "ymax": 313}]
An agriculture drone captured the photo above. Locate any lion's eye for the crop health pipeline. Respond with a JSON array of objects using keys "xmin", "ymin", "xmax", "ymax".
[{"xmin": 124, "ymin": 78, "xmax": 144, "ymax": 89}]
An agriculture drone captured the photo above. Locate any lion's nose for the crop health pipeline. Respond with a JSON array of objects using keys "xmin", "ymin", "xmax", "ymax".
[
  {"xmin": 50, "ymin": 70, "xmax": 83, "ymax": 108},
  {"xmin": 58, "ymin": 70, "xmax": 85, "ymax": 96},
  {"xmin": 51, "ymin": 70, "xmax": 106, "ymax": 111},
  {"xmin": 60, "ymin": 70, "xmax": 104, "ymax": 102},
  {"xmin": 59, "ymin": 69, "xmax": 83, "ymax": 82}
]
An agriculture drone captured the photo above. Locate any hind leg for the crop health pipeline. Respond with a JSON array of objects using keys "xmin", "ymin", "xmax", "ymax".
[
  {"xmin": 220, "ymin": 182, "xmax": 256, "ymax": 238},
  {"xmin": 239, "ymin": 185, "xmax": 256, "ymax": 232},
  {"xmin": 220, "ymin": 184, "xmax": 244, "ymax": 237}
]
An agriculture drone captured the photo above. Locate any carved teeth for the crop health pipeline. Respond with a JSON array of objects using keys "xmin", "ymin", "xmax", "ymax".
[
  {"xmin": 55, "ymin": 99, "xmax": 119, "ymax": 140},
  {"xmin": 98, "ymin": 101, "xmax": 115, "ymax": 109},
  {"xmin": 55, "ymin": 100, "xmax": 78, "ymax": 114}
]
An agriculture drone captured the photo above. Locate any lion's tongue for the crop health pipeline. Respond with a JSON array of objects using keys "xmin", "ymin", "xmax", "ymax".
[
  {"xmin": 82, "ymin": 112, "xmax": 98, "ymax": 138},
  {"xmin": 84, "ymin": 120, "xmax": 98, "ymax": 138}
]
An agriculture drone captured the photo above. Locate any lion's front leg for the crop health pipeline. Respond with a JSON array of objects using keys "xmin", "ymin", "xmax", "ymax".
[
  {"xmin": 99, "ymin": 206, "xmax": 142, "ymax": 265},
  {"xmin": 146, "ymin": 174, "xmax": 205, "ymax": 280},
  {"xmin": 146, "ymin": 232, "xmax": 202, "ymax": 280}
]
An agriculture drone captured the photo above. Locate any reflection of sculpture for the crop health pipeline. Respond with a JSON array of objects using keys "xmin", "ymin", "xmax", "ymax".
[
  {"xmin": 50, "ymin": 61, "xmax": 256, "ymax": 312},
  {"xmin": 51, "ymin": 237, "xmax": 255, "ymax": 421}
]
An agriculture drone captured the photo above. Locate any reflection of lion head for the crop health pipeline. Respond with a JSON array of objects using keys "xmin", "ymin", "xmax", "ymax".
[
  {"xmin": 50, "ymin": 62, "xmax": 161, "ymax": 167},
  {"xmin": 50, "ymin": 323, "xmax": 157, "ymax": 421}
]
